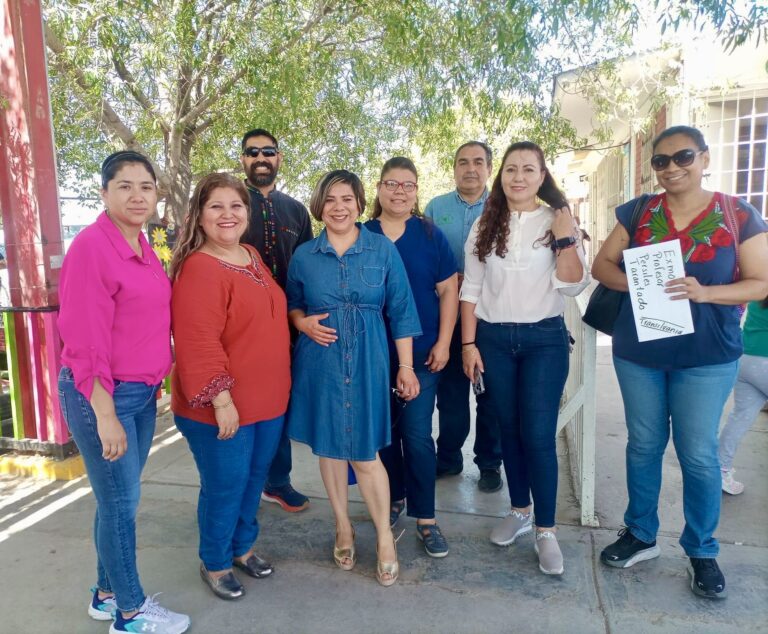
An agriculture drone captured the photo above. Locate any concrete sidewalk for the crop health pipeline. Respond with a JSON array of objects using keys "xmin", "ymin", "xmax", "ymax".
[{"xmin": 1, "ymin": 342, "xmax": 766, "ymax": 633}]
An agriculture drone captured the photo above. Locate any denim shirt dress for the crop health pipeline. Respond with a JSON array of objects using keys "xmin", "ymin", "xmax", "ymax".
[{"xmin": 286, "ymin": 224, "xmax": 422, "ymax": 461}]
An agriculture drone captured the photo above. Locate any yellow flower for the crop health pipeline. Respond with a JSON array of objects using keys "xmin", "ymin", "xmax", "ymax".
[
  {"xmin": 151, "ymin": 227, "xmax": 168, "ymax": 245},
  {"xmin": 154, "ymin": 244, "xmax": 173, "ymax": 263}
]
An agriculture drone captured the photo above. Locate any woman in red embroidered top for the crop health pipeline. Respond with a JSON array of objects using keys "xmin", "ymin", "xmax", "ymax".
[
  {"xmin": 170, "ymin": 173, "xmax": 291, "ymax": 600},
  {"xmin": 593, "ymin": 126, "xmax": 768, "ymax": 599}
]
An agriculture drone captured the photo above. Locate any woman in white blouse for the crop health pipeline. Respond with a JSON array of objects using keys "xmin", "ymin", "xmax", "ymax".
[{"xmin": 461, "ymin": 141, "xmax": 589, "ymax": 575}]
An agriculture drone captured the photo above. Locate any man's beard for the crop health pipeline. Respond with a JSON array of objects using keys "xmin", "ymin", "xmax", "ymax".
[{"xmin": 248, "ymin": 162, "xmax": 277, "ymax": 187}]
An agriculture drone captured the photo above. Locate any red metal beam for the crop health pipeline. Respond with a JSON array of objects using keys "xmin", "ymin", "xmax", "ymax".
[{"xmin": 1, "ymin": 0, "xmax": 65, "ymax": 445}]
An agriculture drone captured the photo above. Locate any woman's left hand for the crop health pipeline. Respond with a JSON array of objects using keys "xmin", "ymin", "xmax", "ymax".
[
  {"xmin": 425, "ymin": 342, "xmax": 450, "ymax": 373},
  {"xmin": 666, "ymin": 277, "xmax": 711, "ymax": 303},
  {"xmin": 551, "ymin": 207, "xmax": 577, "ymax": 239},
  {"xmin": 396, "ymin": 367, "xmax": 420, "ymax": 401}
]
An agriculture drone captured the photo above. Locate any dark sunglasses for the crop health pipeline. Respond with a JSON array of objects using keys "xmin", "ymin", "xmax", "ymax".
[
  {"xmin": 650, "ymin": 149, "xmax": 705, "ymax": 171},
  {"xmin": 243, "ymin": 146, "xmax": 278, "ymax": 158}
]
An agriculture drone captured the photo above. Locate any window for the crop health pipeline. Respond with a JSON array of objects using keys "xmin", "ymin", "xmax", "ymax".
[{"xmin": 699, "ymin": 91, "xmax": 768, "ymax": 219}]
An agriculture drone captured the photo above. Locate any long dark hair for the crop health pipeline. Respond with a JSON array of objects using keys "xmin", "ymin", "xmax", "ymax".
[
  {"xmin": 371, "ymin": 156, "xmax": 421, "ymax": 219},
  {"xmin": 474, "ymin": 141, "xmax": 568, "ymax": 262}
]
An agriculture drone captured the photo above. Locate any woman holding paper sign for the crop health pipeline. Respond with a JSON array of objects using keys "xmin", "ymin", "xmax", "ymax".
[
  {"xmin": 592, "ymin": 125, "xmax": 768, "ymax": 600},
  {"xmin": 460, "ymin": 141, "xmax": 589, "ymax": 576}
]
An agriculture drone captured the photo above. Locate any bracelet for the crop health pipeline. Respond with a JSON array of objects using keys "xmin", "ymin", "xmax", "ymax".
[
  {"xmin": 213, "ymin": 398, "xmax": 233, "ymax": 409},
  {"xmin": 398, "ymin": 364, "xmax": 414, "ymax": 371},
  {"xmin": 461, "ymin": 341, "xmax": 476, "ymax": 346}
]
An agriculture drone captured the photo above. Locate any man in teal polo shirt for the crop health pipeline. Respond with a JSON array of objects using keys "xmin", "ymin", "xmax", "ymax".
[{"xmin": 424, "ymin": 141, "xmax": 503, "ymax": 492}]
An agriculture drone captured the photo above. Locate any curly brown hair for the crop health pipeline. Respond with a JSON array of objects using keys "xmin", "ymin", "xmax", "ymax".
[{"xmin": 474, "ymin": 141, "xmax": 569, "ymax": 262}]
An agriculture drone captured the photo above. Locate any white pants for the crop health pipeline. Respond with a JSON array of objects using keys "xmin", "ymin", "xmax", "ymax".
[{"xmin": 718, "ymin": 354, "xmax": 768, "ymax": 470}]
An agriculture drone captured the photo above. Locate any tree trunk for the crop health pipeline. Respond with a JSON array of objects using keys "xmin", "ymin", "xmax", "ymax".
[{"xmin": 164, "ymin": 127, "xmax": 195, "ymax": 225}]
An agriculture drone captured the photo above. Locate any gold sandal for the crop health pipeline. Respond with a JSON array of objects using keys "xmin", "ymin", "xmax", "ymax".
[
  {"xmin": 376, "ymin": 529, "xmax": 404, "ymax": 587},
  {"xmin": 333, "ymin": 526, "xmax": 356, "ymax": 571}
]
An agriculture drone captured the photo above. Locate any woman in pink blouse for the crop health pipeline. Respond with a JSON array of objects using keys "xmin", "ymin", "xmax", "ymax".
[{"xmin": 58, "ymin": 151, "xmax": 190, "ymax": 634}]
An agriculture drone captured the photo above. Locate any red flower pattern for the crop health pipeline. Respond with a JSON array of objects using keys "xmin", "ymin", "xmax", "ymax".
[
  {"xmin": 710, "ymin": 227, "xmax": 732, "ymax": 247},
  {"xmin": 690, "ymin": 244, "xmax": 716, "ymax": 262},
  {"xmin": 635, "ymin": 226, "xmax": 652, "ymax": 244},
  {"xmin": 678, "ymin": 234, "xmax": 694, "ymax": 255},
  {"xmin": 633, "ymin": 194, "xmax": 733, "ymax": 264}
]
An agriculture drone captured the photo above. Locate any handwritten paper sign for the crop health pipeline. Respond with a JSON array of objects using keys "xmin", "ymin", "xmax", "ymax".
[{"xmin": 623, "ymin": 239, "xmax": 694, "ymax": 342}]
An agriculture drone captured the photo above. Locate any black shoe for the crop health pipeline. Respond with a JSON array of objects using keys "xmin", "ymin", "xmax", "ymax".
[
  {"xmin": 233, "ymin": 553, "xmax": 273, "ymax": 578},
  {"xmin": 436, "ymin": 463, "xmax": 462, "ymax": 478},
  {"xmin": 200, "ymin": 564, "xmax": 245, "ymax": 600},
  {"xmin": 688, "ymin": 557, "xmax": 727, "ymax": 599},
  {"xmin": 478, "ymin": 468, "xmax": 502, "ymax": 493},
  {"xmin": 600, "ymin": 527, "xmax": 661, "ymax": 568}
]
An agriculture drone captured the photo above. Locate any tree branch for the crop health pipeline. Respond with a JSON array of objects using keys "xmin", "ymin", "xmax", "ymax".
[
  {"xmin": 44, "ymin": 22, "xmax": 170, "ymax": 191},
  {"xmin": 111, "ymin": 54, "xmax": 170, "ymax": 134},
  {"xmin": 178, "ymin": 0, "xmax": 339, "ymax": 127}
]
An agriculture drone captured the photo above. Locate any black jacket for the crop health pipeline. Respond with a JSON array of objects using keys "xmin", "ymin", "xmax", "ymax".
[{"xmin": 241, "ymin": 184, "xmax": 313, "ymax": 290}]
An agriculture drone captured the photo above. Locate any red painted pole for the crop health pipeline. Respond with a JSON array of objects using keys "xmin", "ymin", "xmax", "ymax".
[{"xmin": 1, "ymin": 0, "xmax": 65, "ymax": 446}]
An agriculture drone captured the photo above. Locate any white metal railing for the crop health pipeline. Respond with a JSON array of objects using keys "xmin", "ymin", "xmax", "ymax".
[{"xmin": 557, "ymin": 294, "xmax": 598, "ymax": 527}]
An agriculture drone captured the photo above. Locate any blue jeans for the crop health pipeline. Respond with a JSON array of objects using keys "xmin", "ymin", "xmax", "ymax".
[
  {"xmin": 175, "ymin": 415, "xmax": 283, "ymax": 571},
  {"xmin": 477, "ymin": 317, "xmax": 569, "ymax": 528},
  {"xmin": 58, "ymin": 367, "xmax": 158, "ymax": 612},
  {"xmin": 613, "ymin": 355, "xmax": 739, "ymax": 558},
  {"xmin": 435, "ymin": 318, "xmax": 502, "ymax": 471},
  {"xmin": 265, "ymin": 426, "xmax": 292, "ymax": 489},
  {"xmin": 380, "ymin": 351, "xmax": 441, "ymax": 519}
]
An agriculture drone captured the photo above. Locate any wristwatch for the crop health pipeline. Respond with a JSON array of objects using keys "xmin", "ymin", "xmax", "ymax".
[{"xmin": 553, "ymin": 236, "xmax": 576, "ymax": 249}]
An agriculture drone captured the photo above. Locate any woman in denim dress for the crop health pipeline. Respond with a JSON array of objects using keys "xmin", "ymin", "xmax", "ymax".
[{"xmin": 286, "ymin": 170, "xmax": 421, "ymax": 586}]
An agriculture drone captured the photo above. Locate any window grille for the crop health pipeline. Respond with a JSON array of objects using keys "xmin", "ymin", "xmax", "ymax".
[{"xmin": 697, "ymin": 91, "xmax": 768, "ymax": 219}]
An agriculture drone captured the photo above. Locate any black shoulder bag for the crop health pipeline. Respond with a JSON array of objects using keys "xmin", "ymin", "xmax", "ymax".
[{"xmin": 582, "ymin": 194, "xmax": 651, "ymax": 335}]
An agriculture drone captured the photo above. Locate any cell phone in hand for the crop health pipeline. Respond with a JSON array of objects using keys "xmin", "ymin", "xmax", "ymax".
[{"xmin": 472, "ymin": 368, "xmax": 485, "ymax": 395}]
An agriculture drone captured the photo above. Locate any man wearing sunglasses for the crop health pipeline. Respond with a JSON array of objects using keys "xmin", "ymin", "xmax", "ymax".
[
  {"xmin": 240, "ymin": 128, "xmax": 313, "ymax": 512},
  {"xmin": 424, "ymin": 141, "xmax": 503, "ymax": 494}
]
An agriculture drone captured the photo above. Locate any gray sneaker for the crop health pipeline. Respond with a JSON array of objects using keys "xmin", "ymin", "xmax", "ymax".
[
  {"xmin": 535, "ymin": 530, "xmax": 564, "ymax": 575},
  {"xmin": 490, "ymin": 510, "xmax": 532, "ymax": 546}
]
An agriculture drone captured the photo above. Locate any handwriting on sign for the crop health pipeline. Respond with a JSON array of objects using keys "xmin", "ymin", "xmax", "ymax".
[{"xmin": 623, "ymin": 239, "xmax": 694, "ymax": 342}]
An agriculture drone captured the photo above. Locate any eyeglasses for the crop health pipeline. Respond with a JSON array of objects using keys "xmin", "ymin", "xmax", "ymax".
[
  {"xmin": 243, "ymin": 146, "xmax": 278, "ymax": 158},
  {"xmin": 650, "ymin": 149, "xmax": 705, "ymax": 171},
  {"xmin": 381, "ymin": 179, "xmax": 417, "ymax": 193}
]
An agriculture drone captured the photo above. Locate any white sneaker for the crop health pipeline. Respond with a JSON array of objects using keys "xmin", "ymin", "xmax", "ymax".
[
  {"xmin": 721, "ymin": 469, "xmax": 744, "ymax": 495},
  {"xmin": 490, "ymin": 510, "xmax": 533, "ymax": 546},
  {"xmin": 535, "ymin": 530, "xmax": 564, "ymax": 575},
  {"xmin": 109, "ymin": 594, "xmax": 190, "ymax": 634}
]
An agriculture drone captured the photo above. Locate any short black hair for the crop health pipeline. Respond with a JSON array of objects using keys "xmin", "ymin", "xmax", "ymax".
[
  {"xmin": 241, "ymin": 128, "xmax": 279, "ymax": 152},
  {"xmin": 453, "ymin": 141, "xmax": 493, "ymax": 167},
  {"xmin": 101, "ymin": 151, "xmax": 156, "ymax": 189},
  {"xmin": 652, "ymin": 125, "xmax": 708, "ymax": 152}
]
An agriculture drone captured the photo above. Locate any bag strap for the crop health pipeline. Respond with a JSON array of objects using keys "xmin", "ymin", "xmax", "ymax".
[
  {"xmin": 720, "ymin": 194, "xmax": 741, "ymax": 281},
  {"xmin": 627, "ymin": 193, "xmax": 652, "ymax": 244}
]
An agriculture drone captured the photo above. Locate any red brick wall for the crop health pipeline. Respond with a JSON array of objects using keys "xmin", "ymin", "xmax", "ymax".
[{"xmin": 634, "ymin": 105, "xmax": 667, "ymax": 194}]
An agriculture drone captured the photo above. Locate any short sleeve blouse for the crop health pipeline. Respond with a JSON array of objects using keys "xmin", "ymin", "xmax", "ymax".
[{"xmin": 612, "ymin": 192, "xmax": 768, "ymax": 369}]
